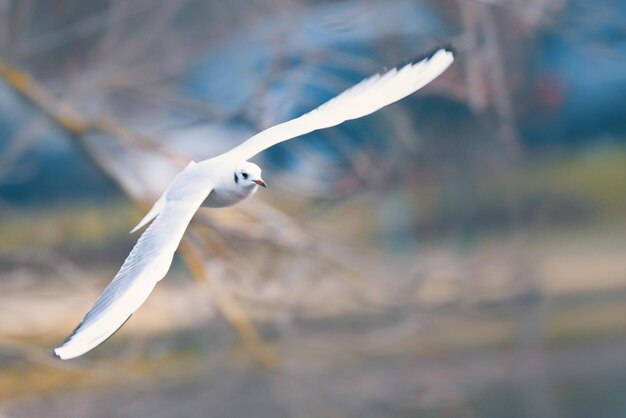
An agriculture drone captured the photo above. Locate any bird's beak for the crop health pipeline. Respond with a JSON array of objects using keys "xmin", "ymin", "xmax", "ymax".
[{"xmin": 254, "ymin": 178, "xmax": 267, "ymax": 188}]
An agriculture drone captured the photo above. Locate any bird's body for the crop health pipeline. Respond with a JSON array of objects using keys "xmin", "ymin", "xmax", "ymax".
[
  {"xmin": 199, "ymin": 159, "xmax": 263, "ymax": 208},
  {"xmin": 53, "ymin": 47, "xmax": 455, "ymax": 360}
]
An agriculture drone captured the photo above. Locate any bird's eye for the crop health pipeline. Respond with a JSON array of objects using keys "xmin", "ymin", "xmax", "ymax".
[{"xmin": 242, "ymin": 172, "xmax": 249, "ymax": 179}]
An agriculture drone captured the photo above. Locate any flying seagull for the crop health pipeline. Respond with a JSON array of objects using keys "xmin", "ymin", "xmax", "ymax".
[{"xmin": 53, "ymin": 47, "xmax": 454, "ymax": 360}]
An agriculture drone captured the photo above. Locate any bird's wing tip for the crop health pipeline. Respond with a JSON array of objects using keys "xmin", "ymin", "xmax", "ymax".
[
  {"xmin": 428, "ymin": 44, "xmax": 456, "ymax": 59},
  {"xmin": 52, "ymin": 343, "xmax": 83, "ymax": 360},
  {"xmin": 51, "ymin": 346, "xmax": 65, "ymax": 360},
  {"xmin": 438, "ymin": 43, "xmax": 457, "ymax": 57},
  {"xmin": 407, "ymin": 44, "xmax": 456, "ymax": 66}
]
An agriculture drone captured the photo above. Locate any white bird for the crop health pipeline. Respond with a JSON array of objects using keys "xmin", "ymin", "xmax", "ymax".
[{"xmin": 53, "ymin": 47, "xmax": 454, "ymax": 360}]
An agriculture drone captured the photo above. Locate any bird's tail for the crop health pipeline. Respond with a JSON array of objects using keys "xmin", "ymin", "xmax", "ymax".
[
  {"xmin": 130, "ymin": 194, "xmax": 165, "ymax": 233},
  {"xmin": 130, "ymin": 160, "xmax": 197, "ymax": 233}
]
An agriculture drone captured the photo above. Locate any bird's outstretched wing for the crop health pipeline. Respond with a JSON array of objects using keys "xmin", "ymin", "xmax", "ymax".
[
  {"xmin": 54, "ymin": 172, "xmax": 213, "ymax": 360},
  {"xmin": 224, "ymin": 47, "xmax": 454, "ymax": 162}
]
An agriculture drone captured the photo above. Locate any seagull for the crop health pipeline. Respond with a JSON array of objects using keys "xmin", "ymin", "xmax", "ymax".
[{"xmin": 53, "ymin": 47, "xmax": 454, "ymax": 360}]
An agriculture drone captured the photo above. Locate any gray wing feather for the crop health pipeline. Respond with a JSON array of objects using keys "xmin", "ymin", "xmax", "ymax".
[
  {"xmin": 54, "ymin": 172, "xmax": 212, "ymax": 360},
  {"xmin": 223, "ymin": 48, "xmax": 454, "ymax": 161}
]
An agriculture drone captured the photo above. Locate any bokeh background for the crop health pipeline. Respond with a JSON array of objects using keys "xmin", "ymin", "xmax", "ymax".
[{"xmin": 1, "ymin": 0, "xmax": 626, "ymax": 417}]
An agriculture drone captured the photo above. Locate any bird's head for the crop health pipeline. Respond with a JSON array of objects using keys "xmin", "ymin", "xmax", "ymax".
[{"xmin": 234, "ymin": 162, "xmax": 266, "ymax": 189}]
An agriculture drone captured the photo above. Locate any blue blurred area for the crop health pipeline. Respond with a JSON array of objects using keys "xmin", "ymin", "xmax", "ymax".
[
  {"xmin": 1, "ymin": 0, "xmax": 626, "ymax": 204},
  {"xmin": 1, "ymin": 0, "xmax": 448, "ymax": 203},
  {"xmin": 0, "ymin": 141, "xmax": 115, "ymax": 204},
  {"xmin": 0, "ymin": 85, "xmax": 114, "ymax": 204},
  {"xmin": 523, "ymin": 0, "xmax": 626, "ymax": 147},
  {"xmin": 184, "ymin": 0, "xmax": 445, "ymax": 171}
]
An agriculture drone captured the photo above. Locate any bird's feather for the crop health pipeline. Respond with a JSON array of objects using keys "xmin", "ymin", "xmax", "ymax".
[
  {"xmin": 129, "ymin": 161, "xmax": 198, "ymax": 234},
  {"xmin": 129, "ymin": 194, "xmax": 166, "ymax": 234},
  {"xmin": 224, "ymin": 47, "xmax": 454, "ymax": 161},
  {"xmin": 54, "ymin": 171, "xmax": 213, "ymax": 360}
]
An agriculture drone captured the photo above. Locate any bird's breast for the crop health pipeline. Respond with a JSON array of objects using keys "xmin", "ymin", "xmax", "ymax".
[{"xmin": 202, "ymin": 184, "xmax": 258, "ymax": 208}]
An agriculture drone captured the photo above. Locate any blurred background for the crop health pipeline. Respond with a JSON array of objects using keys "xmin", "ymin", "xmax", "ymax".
[{"xmin": 1, "ymin": 0, "xmax": 625, "ymax": 417}]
